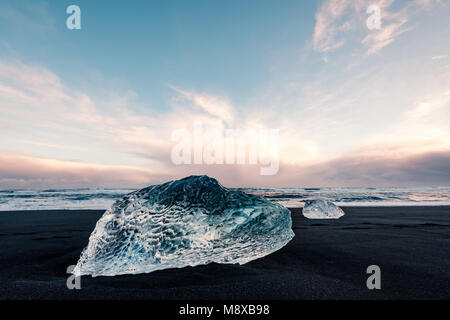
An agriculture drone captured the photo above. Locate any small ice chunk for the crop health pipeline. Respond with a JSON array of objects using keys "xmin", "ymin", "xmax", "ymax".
[{"xmin": 302, "ymin": 199, "xmax": 345, "ymax": 219}]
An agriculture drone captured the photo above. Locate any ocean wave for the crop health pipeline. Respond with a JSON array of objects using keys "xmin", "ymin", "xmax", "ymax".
[
  {"xmin": 0, "ymin": 187, "xmax": 449, "ymax": 210},
  {"xmin": 265, "ymin": 194, "xmax": 309, "ymax": 199},
  {"xmin": 338, "ymin": 196, "xmax": 386, "ymax": 202}
]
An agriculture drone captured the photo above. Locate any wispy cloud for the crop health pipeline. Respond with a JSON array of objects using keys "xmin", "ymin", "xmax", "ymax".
[
  {"xmin": 432, "ymin": 55, "xmax": 448, "ymax": 60},
  {"xmin": 0, "ymin": 154, "xmax": 167, "ymax": 189},
  {"xmin": 2, "ymin": 4, "xmax": 450, "ymax": 188},
  {"xmin": 312, "ymin": 0, "xmax": 444, "ymax": 55},
  {"xmin": 0, "ymin": 60, "xmax": 171, "ymax": 169},
  {"xmin": 362, "ymin": 18, "xmax": 409, "ymax": 55},
  {"xmin": 0, "ymin": 1, "xmax": 56, "ymax": 34},
  {"xmin": 313, "ymin": 0, "xmax": 356, "ymax": 53},
  {"xmin": 168, "ymin": 85, "xmax": 235, "ymax": 124},
  {"xmin": 0, "ymin": 59, "xmax": 263, "ymax": 186},
  {"xmin": 1, "ymin": 1, "xmax": 449, "ymax": 189},
  {"xmin": 283, "ymin": 149, "xmax": 450, "ymax": 187}
]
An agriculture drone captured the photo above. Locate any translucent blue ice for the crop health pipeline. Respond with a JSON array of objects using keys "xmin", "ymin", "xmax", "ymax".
[{"xmin": 73, "ymin": 176, "xmax": 294, "ymax": 276}]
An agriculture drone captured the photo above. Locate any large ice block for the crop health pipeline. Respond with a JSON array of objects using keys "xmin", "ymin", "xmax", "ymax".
[{"xmin": 73, "ymin": 175, "xmax": 294, "ymax": 276}]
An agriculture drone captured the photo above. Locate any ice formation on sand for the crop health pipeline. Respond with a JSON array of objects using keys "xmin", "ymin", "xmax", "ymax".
[
  {"xmin": 302, "ymin": 199, "xmax": 345, "ymax": 219},
  {"xmin": 73, "ymin": 176, "xmax": 294, "ymax": 277}
]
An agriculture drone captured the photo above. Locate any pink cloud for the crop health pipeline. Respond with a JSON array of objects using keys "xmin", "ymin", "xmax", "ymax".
[
  {"xmin": 2, "ymin": 147, "xmax": 449, "ymax": 189},
  {"xmin": 0, "ymin": 154, "xmax": 167, "ymax": 189},
  {"xmin": 312, "ymin": 0, "xmax": 443, "ymax": 55}
]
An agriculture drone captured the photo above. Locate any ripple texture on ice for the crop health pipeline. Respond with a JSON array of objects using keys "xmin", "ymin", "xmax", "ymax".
[
  {"xmin": 302, "ymin": 199, "xmax": 345, "ymax": 219},
  {"xmin": 73, "ymin": 176, "xmax": 294, "ymax": 276}
]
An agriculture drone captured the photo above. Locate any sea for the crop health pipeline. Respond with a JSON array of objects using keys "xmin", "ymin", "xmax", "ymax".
[{"xmin": 0, "ymin": 187, "xmax": 449, "ymax": 210}]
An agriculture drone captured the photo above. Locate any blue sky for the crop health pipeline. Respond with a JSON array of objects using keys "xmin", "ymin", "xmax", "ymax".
[
  {"xmin": 0, "ymin": 0, "xmax": 449, "ymax": 188},
  {"xmin": 1, "ymin": 0, "xmax": 314, "ymax": 107}
]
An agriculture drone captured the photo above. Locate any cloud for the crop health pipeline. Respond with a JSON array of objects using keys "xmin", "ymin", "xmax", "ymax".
[
  {"xmin": 313, "ymin": 0, "xmax": 400, "ymax": 54},
  {"xmin": 0, "ymin": 59, "xmax": 279, "ymax": 186},
  {"xmin": 367, "ymin": 90, "xmax": 450, "ymax": 154},
  {"xmin": 414, "ymin": 0, "xmax": 447, "ymax": 9},
  {"xmin": 432, "ymin": 55, "xmax": 448, "ymax": 60},
  {"xmin": 154, "ymin": 147, "xmax": 450, "ymax": 188},
  {"xmin": 0, "ymin": 60, "xmax": 240, "ymax": 171},
  {"xmin": 294, "ymin": 149, "xmax": 450, "ymax": 187},
  {"xmin": 0, "ymin": 1, "xmax": 56, "ymax": 34},
  {"xmin": 2, "ymin": 147, "xmax": 449, "ymax": 189},
  {"xmin": 0, "ymin": 154, "xmax": 168, "ymax": 189},
  {"xmin": 362, "ymin": 18, "xmax": 409, "ymax": 55},
  {"xmin": 312, "ymin": 0, "xmax": 444, "ymax": 55},
  {"xmin": 407, "ymin": 91, "xmax": 450, "ymax": 120},
  {"xmin": 0, "ymin": 60, "xmax": 166, "ymax": 172},
  {"xmin": 313, "ymin": 0, "xmax": 354, "ymax": 53},
  {"xmin": 1, "ymin": 47, "xmax": 450, "ymax": 188},
  {"xmin": 169, "ymin": 85, "xmax": 235, "ymax": 124}
]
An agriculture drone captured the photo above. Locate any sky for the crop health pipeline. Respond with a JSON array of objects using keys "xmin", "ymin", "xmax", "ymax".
[{"xmin": 0, "ymin": 0, "xmax": 449, "ymax": 188}]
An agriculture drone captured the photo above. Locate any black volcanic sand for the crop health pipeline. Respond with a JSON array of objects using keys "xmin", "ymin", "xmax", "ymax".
[{"xmin": 1, "ymin": 207, "xmax": 450, "ymax": 300}]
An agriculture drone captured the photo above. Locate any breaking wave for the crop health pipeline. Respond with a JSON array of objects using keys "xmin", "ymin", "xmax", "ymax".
[{"xmin": 1, "ymin": 186, "xmax": 449, "ymax": 210}]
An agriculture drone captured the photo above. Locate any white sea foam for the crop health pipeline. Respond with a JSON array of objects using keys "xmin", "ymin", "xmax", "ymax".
[{"xmin": 0, "ymin": 186, "xmax": 449, "ymax": 210}]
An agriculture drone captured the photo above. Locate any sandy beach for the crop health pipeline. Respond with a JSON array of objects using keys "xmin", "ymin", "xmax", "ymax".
[{"xmin": 1, "ymin": 206, "xmax": 449, "ymax": 300}]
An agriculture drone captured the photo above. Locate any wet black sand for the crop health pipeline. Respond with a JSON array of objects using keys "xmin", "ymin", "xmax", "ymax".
[{"xmin": 1, "ymin": 207, "xmax": 449, "ymax": 300}]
